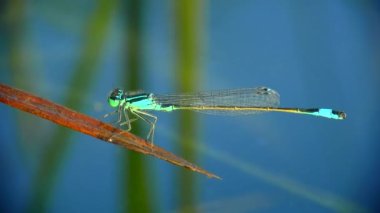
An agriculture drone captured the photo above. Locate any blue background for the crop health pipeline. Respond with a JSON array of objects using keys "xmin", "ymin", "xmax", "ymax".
[{"xmin": 1, "ymin": 1, "xmax": 379, "ymax": 212}]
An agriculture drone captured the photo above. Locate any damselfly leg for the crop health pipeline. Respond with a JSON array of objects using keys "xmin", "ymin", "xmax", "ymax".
[
  {"xmin": 130, "ymin": 109, "xmax": 158, "ymax": 145},
  {"xmin": 104, "ymin": 106, "xmax": 137, "ymax": 131}
]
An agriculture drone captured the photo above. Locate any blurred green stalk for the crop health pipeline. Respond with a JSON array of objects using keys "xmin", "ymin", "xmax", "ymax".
[
  {"xmin": 27, "ymin": 0, "xmax": 116, "ymax": 211},
  {"xmin": 174, "ymin": 0, "xmax": 203, "ymax": 212},
  {"xmin": 6, "ymin": 0, "xmax": 40, "ymax": 162},
  {"xmin": 121, "ymin": 0, "xmax": 155, "ymax": 213}
]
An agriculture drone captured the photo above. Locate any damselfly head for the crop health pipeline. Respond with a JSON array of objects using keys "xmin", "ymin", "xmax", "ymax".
[{"xmin": 108, "ymin": 88, "xmax": 125, "ymax": 108}]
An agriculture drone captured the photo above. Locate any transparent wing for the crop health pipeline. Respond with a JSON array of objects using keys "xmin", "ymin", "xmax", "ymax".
[{"xmin": 153, "ymin": 87, "xmax": 280, "ymax": 115}]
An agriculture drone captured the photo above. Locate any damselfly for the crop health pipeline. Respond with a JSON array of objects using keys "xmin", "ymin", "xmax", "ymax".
[{"xmin": 106, "ymin": 87, "xmax": 346, "ymax": 144}]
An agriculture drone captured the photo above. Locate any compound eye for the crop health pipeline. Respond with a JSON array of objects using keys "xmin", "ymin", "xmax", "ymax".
[
  {"xmin": 108, "ymin": 98, "xmax": 120, "ymax": 107},
  {"xmin": 107, "ymin": 88, "xmax": 124, "ymax": 107}
]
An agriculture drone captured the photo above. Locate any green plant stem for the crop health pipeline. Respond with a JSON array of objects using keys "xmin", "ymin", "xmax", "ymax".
[
  {"xmin": 174, "ymin": 0, "xmax": 203, "ymax": 212},
  {"xmin": 25, "ymin": 1, "xmax": 117, "ymax": 211},
  {"xmin": 121, "ymin": 0, "xmax": 155, "ymax": 212}
]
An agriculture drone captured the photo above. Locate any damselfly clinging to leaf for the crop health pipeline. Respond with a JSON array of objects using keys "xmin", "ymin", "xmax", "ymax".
[{"xmin": 105, "ymin": 87, "xmax": 346, "ymax": 144}]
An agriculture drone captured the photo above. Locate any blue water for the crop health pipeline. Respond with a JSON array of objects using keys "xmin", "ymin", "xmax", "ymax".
[{"xmin": 1, "ymin": 1, "xmax": 379, "ymax": 212}]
